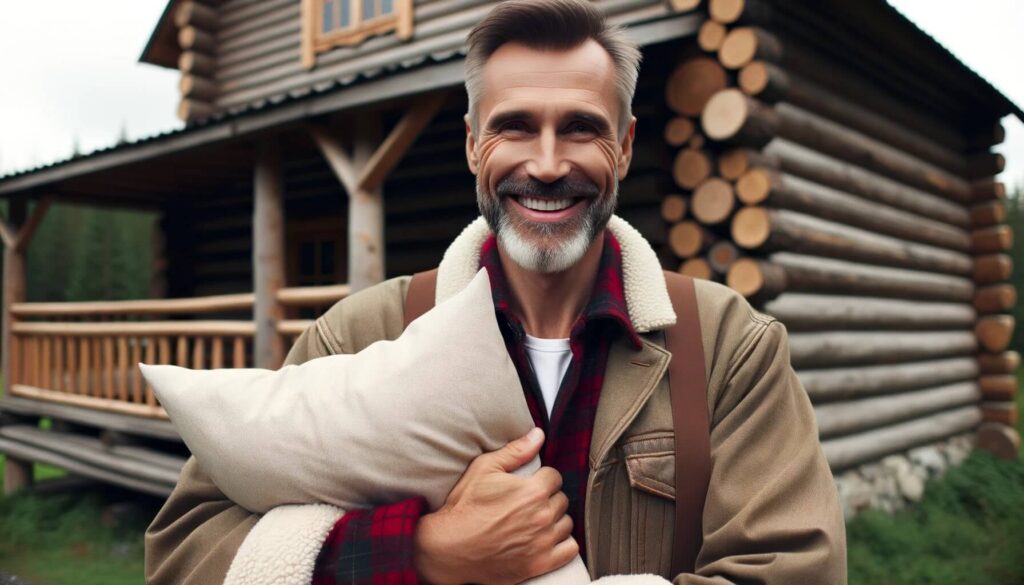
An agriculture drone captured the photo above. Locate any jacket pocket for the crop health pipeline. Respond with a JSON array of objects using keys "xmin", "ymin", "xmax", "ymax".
[{"xmin": 622, "ymin": 434, "xmax": 675, "ymax": 501}]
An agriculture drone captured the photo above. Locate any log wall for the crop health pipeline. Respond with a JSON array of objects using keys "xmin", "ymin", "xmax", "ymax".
[{"xmin": 662, "ymin": 0, "xmax": 1019, "ymax": 479}]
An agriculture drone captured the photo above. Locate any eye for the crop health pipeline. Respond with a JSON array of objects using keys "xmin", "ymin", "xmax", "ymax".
[
  {"xmin": 500, "ymin": 120, "xmax": 531, "ymax": 134},
  {"xmin": 565, "ymin": 121, "xmax": 597, "ymax": 135}
]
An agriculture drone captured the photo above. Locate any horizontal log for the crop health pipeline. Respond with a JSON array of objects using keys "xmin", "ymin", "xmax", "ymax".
[
  {"xmin": 277, "ymin": 284, "xmax": 350, "ymax": 307},
  {"xmin": 980, "ymin": 376, "xmax": 1017, "ymax": 401},
  {"xmin": 969, "ymin": 201, "xmax": 1007, "ymax": 229},
  {"xmin": 679, "ymin": 257, "xmax": 714, "ymax": 280},
  {"xmin": 179, "ymin": 51, "xmax": 216, "ymax": 76},
  {"xmin": 174, "ymin": 0, "xmax": 218, "ymax": 30},
  {"xmin": 10, "ymin": 385, "xmax": 169, "ymax": 420},
  {"xmin": 717, "ymin": 147, "xmax": 774, "ymax": 180},
  {"xmin": 821, "ymin": 406, "xmax": 981, "ymax": 471},
  {"xmin": 762, "ymin": 294, "xmax": 975, "ymax": 331},
  {"xmin": 177, "ymin": 98, "xmax": 214, "ymax": 122},
  {"xmin": 11, "ymin": 294, "xmax": 254, "ymax": 316},
  {"xmin": 12, "ymin": 321, "xmax": 255, "ymax": 337},
  {"xmin": 971, "ymin": 179, "xmax": 1006, "ymax": 202},
  {"xmin": 669, "ymin": 221, "xmax": 715, "ymax": 258},
  {"xmin": 718, "ymin": 27, "xmax": 782, "ymax": 70},
  {"xmin": 973, "ymin": 255, "xmax": 1013, "ymax": 286},
  {"xmin": 698, "ymin": 20, "xmax": 728, "ymax": 52},
  {"xmin": 666, "ymin": 57, "xmax": 729, "ymax": 116},
  {"xmin": 982, "ymin": 402, "xmax": 1018, "ymax": 427},
  {"xmin": 735, "ymin": 170, "xmax": 971, "ymax": 252},
  {"xmin": 731, "ymin": 207, "xmax": 973, "ymax": 276},
  {"xmin": 975, "ymin": 422, "xmax": 1020, "ymax": 461},
  {"xmin": 775, "ymin": 103, "xmax": 973, "ymax": 204},
  {"xmin": 664, "ymin": 117, "xmax": 696, "ymax": 147},
  {"xmin": 660, "ymin": 194, "xmax": 688, "ymax": 223},
  {"xmin": 975, "ymin": 315, "xmax": 1014, "ymax": 352},
  {"xmin": 177, "ymin": 25, "xmax": 216, "ymax": 53},
  {"xmin": 815, "ymin": 382, "xmax": 980, "ymax": 439},
  {"xmin": 179, "ymin": 74, "xmax": 217, "ymax": 101},
  {"xmin": 971, "ymin": 225, "xmax": 1013, "ymax": 254},
  {"xmin": 0, "ymin": 395, "xmax": 179, "ymax": 441},
  {"xmin": 739, "ymin": 62, "xmax": 970, "ymax": 175},
  {"xmin": 763, "ymin": 140, "xmax": 969, "ymax": 228},
  {"xmin": 977, "ymin": 351, "xmax": 1020, "ymax": 375},
  {"xmin": 707, "ymin": 240, "xmax": 741, "ymax": 274},
  {"xmin": 673, "ymin": 148, "xmax": 713, "ymax": 189},
  {"xmin": 798, "ymin": 357, "xmax": 979, "ymax": 403},
  {"xmin": 966, "ymin": 152, "xmax": 1005, "ymax": 180},
  {"xmin": 702, "ymin": 89, "xmax": 779, "ymax": 147},
  {"xmin": 691, "ymin": 177, "xmax": 736, "ymax": 225},
  {"xmin": 277, "ymin": 320, "xmax": 313, "ymax": 337},
  {"xmin": 727, "ymin": 253, "xmax": 975, "ymax": 302},
  {"xmin": 788, "ymin": 331, "xmax": 976, "ymax": 369},
  {"xmin": 974, "ymin": 283, "xmax": 1017, "ymax": 314}
]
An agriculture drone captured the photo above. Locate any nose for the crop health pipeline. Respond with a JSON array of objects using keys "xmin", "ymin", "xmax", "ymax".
[{"xmin": 524, "ymin": 127, "xmax": 571, "ymax": 184}]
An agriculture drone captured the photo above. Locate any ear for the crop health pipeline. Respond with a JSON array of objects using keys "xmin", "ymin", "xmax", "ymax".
[
  {"xmin": 617, "ymin": 116, "xmax": 637, "ymax": 179},
  {"xmin": 465, "ymin": 114, "xmax": 479, "ymax": 175}
]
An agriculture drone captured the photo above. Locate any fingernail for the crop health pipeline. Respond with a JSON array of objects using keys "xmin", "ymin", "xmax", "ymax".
[{"xmin": 527, "ymin": 427, "xmax": 543, "ymax": 444}]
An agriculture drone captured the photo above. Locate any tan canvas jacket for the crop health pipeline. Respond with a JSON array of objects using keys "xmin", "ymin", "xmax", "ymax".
[{"xmin": 145, "ymin": 216, "xmax": 847, "ymax": 584}]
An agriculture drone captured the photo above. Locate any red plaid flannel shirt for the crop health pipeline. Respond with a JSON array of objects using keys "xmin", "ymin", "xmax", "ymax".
[{"xmin": 313, "ymin": 231, "xmax": 641, "ymax": 585}]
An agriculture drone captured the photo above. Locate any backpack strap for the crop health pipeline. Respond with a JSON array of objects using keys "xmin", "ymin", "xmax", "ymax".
[
  {"xmin": 663, "ymin": 271, "xmax": 711, "ymax": 576},
  {"xmin": 403, "ymin": 269, "xmax": 439, "ymax": 328}
]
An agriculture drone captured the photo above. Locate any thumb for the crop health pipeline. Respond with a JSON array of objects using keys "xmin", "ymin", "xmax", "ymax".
[{"xmin": 486, "ymin": 427, "xmax": 545, "ymax": 473}]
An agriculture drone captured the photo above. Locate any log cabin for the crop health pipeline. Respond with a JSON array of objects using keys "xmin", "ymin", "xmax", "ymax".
[{"xmin": 0, "ymin": 0, "xmax": 1020, "ymax": 517}]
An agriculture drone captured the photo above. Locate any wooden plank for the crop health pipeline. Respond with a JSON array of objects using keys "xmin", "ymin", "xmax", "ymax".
[
  {"xmin": 9, "ymin": 385, "xmax": 168, "ymax": 420},
  {"xmin": 232, "ymin": 337, "xmax": 246, "ymax": 368},
  {"xmin": 0, "ymin": 396, "xmax": 179, "ymax": 441},
  {"xmin": 91, "ymin": 338, "xmax": 102, "ymax": 398},
  {"xmin": 192, "ymin": 337, "xmax": 206, "ymax": 369},
  {"xmin": 763, "ymin": 294, "xmax": 975, "ymax": 331},
  {"xmin": 13, "ymin": 321, "xmax": 256, "ymax": 336},
  {"xmin": 79, "ymin": 337, "xmax": 90, "ymax": 396},
  {"xmin": 103, "ymin": 337, "xmax": 115, "ymax": 400},
  {"xmin": 277, "ymin": 284, "xmax": 350, "ymax": 307},
  {"xmin": 53, "ymin": 336, "xmax": 64, "ymax": 392},
  {"xmin": 358, "ymin": 91, "xmax": 447, "ymax": 192},
  {"xmin": 40, "ymin": 337, "xmax": 52, "ymax": 390},
  {"xmin": 798, "ymin": 357, "xmax": 979, "ymax": 403},
  {"xmin": 815, "ymin": 381, "xmax": 981, "ymax": 439},
  {"xmin": 176, "ymin": 336, "xmax": 188, "ymax": 366},
  {"xmin": 12, "ymin": 293, "xmax": 254, "ymax": 317},
  {"xmin": 145, "ymin": 338, "xmax": 158, "ymax": 407},
  {"xmin": 66, "ymin": 337, "xmax": 76, "ymax": 395},
  {"xmin": 131, "ymin": 341, "xmax": 143, "ymax": 403},
  {"xmin": 117, "ymin": 337, "xmax": 129, "ymax": 401},
  {"xmin": 211, "ymin": 337, "xmax": 224, "ymax": 369}
]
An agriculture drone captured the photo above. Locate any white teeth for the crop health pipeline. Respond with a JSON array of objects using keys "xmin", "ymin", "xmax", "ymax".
[{"xmin": 519, "ymin": 197, "xmax": 574, "ymax": 212}]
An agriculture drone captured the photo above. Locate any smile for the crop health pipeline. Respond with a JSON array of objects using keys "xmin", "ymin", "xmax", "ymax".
[{"xmin": 516, "ymin": 197, "xmax": 577, "ymax": 212}]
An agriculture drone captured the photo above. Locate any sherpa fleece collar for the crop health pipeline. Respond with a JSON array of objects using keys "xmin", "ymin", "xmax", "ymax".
[{"xmin": 435, "ymin": 215, "xmax": 677, "ymax": 333}]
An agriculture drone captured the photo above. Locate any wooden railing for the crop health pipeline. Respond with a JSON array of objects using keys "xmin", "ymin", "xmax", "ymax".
[{"xmin": 6, "ymin": 285, "xmax": 350, "ymax": 419}]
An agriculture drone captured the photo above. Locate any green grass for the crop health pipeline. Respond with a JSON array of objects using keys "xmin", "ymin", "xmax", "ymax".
[
  {"xmin": 846, "ymin": 370, "xmax": 1024, "ymax": 584},
  {"xmin": 0, "ymin": 482, "xmax": 149, "ymax": 584}
]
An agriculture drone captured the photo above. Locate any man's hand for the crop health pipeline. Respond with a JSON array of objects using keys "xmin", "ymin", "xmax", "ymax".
[{"xmin": 413, "ymin": 428, "xmax": 578, "ymax": 585}]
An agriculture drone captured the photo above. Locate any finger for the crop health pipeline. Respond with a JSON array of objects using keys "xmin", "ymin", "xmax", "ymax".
[
  {"xmin": 531, "ymin": 466, "xmax": 564, "ymax": 495},
  {"xmin": 550, "ymin": 513, "xmax": 574, "ymax": 543},
  {"xmin": 540, "ymin": 537, "xmax": 581, "ymax": 574},
  {"xmin": 484, "ymin": 427, "xmax": 545, "ymax": 473},
  {"xmin": 548, "ymin": 491, "xmax": 570, "ymax": 520}
]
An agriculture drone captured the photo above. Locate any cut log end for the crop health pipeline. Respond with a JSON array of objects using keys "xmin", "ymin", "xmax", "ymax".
[
  {"xmin": 698, "ymin": 21, "xmax": 728, "ymax": 52},
  {"xmin": 664, "ymin": 117, "xmax": 696, "ymax": 147},
  {"xmin": 177, "ymin": 99, "xmax": 215, "ymax": 123},
  {"xmin": 975, "ymin": 314, "xmax": 1015, "ymax": 353},
  {"xmin": 973, "ymin": 255, "xmax": 1013, "ymax": 286},
  {"xmin": 738, "ymin": 61, "xmax": 769, "ymax": 95},
  {"xmin": 719, "ymin": 27, "xmax": 780, "ymax": 70},
  {"xmin": 980, "ymin": 375, "xmax": 1018, "ymax": 401},
  {"xmin": 971, "ymin": 225, "xmax": 1013, "ymax": 254},
  {"xmin": 701, "ymin": 89, "xmax": 778, "ymax": 146},
  {"xmin": 708, "ymin": 240, "xmax": 741, "ymax": 273},
  {"xmin": 669, "ymin": 221, "xmax": 705, "ymax": 258},
  {"xmin": 709, "ymin": 0, "xmax": 746, "ymax": 23},
  {"xmin": 735, "ymin": 167, "xmax": 774, "ymax": 205},
  {"xmin": 669, "ymin": 0, "xmax": 702, "ymax": 12},
  {"xmin": 660, "ymin": 195, "xmax": 688, "ymax": 223},
  {"xmin": 969, "ymin": 200, "xmax": 1007, "ymax": 229},
  {"xmin": 673, "ymin": 149, "xmax": 713, "ymax": 190},
  {"xmin": 680, "ymin": 258, "xmax": 714, "ymax": 280},
  {"xmin": 726, "ymin": 258, "xmax": 765, "ymax": 297},
  {"xmin": 731, "ymin": 206, "xmax": 770, "ymax": 248},
  {"xmin": 692, "ymin": 178, "xmax": 736, "ymax": 225},
  {"xmin": 982, "ymin": 402, "xmax": 1018, "ymax": 427},
  {"xmin": 666, "ymin": 57, "xmax": 729, "ymax": 116},
  {"xmin": 976, "ymin": 423, "xmax": 1020, "ymax": 461},
  {"xmin": 977, "ymin": 351, "xmax": 1021, "ymax": 375},
  {"xmin": 974, "ymin": 283, "xmax": 1017, "ymax": 314}
]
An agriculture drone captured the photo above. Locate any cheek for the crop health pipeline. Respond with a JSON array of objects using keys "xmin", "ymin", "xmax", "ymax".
[
  {"xmin": 477, "ymin": 137, "xmax": 527, "ymax": 190},
  {"xmin": 567, "ymin": 140, "xmax": 620, "ymax": 189}
]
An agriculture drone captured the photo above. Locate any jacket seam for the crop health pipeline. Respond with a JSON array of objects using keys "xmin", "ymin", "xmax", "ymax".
[{"xmin": 314, "ymin": 318, "xmax": 345, "ymax": 356}]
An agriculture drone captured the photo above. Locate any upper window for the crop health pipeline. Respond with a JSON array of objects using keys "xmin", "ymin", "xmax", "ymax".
[{"xmin": 301, "ymin": 0, "xmax": 414, "ymax": 68}]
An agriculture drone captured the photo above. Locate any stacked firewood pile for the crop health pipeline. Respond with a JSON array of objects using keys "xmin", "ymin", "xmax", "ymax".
[{"xmin": 662, "ymin": 0, "xmax": 1019, "ymax": 466}]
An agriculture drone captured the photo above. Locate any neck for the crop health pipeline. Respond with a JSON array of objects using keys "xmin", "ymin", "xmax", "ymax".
[{"xmin": 498, "ymin": 234, "xmax": 605, "ymax": 339}]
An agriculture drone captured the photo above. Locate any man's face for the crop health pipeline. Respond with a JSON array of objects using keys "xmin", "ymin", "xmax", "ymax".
[{"xmin": 466, "ymin": 39, "xmax": 636, "ymax": 273}]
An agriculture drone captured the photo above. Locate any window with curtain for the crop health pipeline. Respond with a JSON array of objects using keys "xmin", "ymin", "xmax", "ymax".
[{"xmin": 302, "ymin": 0, "xmax": 414, "ymax": 68}]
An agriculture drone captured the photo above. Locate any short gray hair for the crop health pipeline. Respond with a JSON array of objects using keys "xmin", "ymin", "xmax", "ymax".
[{"xmin": 464, "ymin": 0, "xmax": 642, "ymax": 138}]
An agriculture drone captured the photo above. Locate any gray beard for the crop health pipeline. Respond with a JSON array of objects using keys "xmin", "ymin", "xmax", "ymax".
[{"xmin": 476, "ymin": 178, "xmax": 618, "ymax": 273}]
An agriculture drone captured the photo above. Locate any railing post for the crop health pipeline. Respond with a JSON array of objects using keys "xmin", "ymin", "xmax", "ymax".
[
  {"xmin": 253, "ymin": 140, "xmax": 286, "ymax": 368},
  {"xmin": 2, "ymin": 201, "xmax": 31, "ymax": 494}
]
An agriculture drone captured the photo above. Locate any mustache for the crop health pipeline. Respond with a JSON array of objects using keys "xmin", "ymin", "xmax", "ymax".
[{"xmin": 494, "ymin": 174, "xmax": 601, "ymax": 200}]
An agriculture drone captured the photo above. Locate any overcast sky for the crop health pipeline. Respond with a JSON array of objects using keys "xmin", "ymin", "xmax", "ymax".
[{"xmin": 0, "ymin": 1, "xmax": 1021, "ymax": 188}]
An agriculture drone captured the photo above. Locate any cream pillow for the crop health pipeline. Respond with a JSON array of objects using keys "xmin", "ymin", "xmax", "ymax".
[{"xmin": 141, "ymin": 269, "xmax": 594, "ymax": 584}]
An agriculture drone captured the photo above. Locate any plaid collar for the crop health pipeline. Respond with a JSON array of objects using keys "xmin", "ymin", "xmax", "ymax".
[{"xmin": 479, "ymin": 231, "xmax": 643, "ymax": 350}]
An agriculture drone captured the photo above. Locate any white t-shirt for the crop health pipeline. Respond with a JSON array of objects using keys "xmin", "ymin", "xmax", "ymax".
[{"xmin": 523, "ymin": 334, "xmax": 573, "ymax": 416}]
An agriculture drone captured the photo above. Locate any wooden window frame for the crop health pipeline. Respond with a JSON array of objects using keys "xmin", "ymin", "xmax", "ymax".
[{"xmin": 301, "ymin": 0, "xmax": 414, "ymax": 69}]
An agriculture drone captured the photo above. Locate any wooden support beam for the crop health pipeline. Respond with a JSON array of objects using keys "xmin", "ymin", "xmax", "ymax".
[
  {"xmin": 357, "ymin": 91, "xmax": 447, "ymax": 192},
  {"xmin": 253, "ymin": 141, "xmax": 286, "ymax": 368},
  {"xmin": 308, "ymin": 124, "xmax": 360, "ymax": 193}
]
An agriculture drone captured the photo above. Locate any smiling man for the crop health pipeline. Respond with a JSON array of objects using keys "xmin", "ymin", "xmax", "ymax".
[{"xmin": 146, "ymin": 1, "xmax": 846, "ymax": 584}]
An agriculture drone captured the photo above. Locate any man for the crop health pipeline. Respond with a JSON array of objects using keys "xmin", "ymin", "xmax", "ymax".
[{"xmin": 145, "ymin": 1, "xmax": 847, "ymax": 583}]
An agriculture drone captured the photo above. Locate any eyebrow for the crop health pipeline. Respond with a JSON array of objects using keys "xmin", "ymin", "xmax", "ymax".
[{"xmin": 486, "ymin": 109, "xmax": 613, "ymax": 134}]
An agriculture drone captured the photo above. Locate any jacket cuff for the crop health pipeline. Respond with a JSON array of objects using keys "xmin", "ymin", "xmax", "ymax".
[
  {"xmin": 314, "ymin": 497, "xmax": 427, "ymax": 585},
  {"xmin": 224, "ymin": 503, "xmax": 346, "ymax": 585}
]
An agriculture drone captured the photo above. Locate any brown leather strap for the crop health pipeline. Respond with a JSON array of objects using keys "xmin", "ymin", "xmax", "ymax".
[
  {"xmin": 403, "ymin": 269, "xmax": 439, "ymax": 328},
  {"xmin": 663, "ymin": 271, "xmax": 711, "ymax": 576}
]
